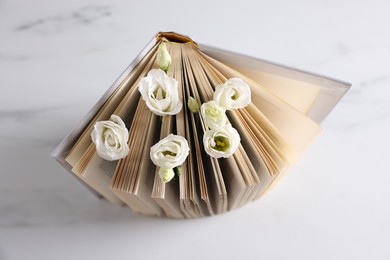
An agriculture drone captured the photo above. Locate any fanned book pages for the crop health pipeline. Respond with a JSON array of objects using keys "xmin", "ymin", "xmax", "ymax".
[{"xmin": 51, "ymin": 32, "xmax": 351, "ymax": 218}]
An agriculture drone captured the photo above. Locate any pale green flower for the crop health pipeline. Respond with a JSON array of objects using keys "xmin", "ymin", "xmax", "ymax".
[
  {"xmin": 203, "ymin": 124, "xmax": 240, "ymax": 158},
  {"xmin": 200, "ymin": 101, "xmax": 227, "ymax": 130},
  {"xmin": 157, "ymin": 43, "xmax": 172, "ymax": 72},
  {"xmin": 187, "ymin": 96, "xmax": 200, "ymax": 113},
  {"xmin": 158, "ymin": 168, "xmax": 175, "ymax": 183}
]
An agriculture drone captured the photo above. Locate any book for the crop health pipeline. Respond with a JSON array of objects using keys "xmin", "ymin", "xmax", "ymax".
[{"xmin": 51, "ymin": 32, "xmax": 351, "ymax": 218}]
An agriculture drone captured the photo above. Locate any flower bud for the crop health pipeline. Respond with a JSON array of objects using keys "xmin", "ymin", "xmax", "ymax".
[
  {"xmin": 158, "ymin": 168, "xmax": 175, "ymax": 183},
  {"xmin": 187, "ymin": 96, "xmax": 200, "ymax": 113},
  {"xmin": 157, "ymin": 43, "xmax": 172, "ymax": 72}
]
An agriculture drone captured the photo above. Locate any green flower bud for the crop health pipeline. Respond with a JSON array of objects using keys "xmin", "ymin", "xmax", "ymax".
[
  {"xmin": 187, "ymin": 96, "xmax": 200, "ymax": 113},
  {"xmin": 157, "ymin": 43, "xmax": 172, "ymax": 72},
  {"xmin": 158, "ymin": 168, "xmax": 175, "ymax": 183}
]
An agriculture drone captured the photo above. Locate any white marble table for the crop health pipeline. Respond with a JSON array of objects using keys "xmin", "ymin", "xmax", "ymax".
[{"xmin": 1, "ymin": 0, "xmax": 389, "ymax": 259}]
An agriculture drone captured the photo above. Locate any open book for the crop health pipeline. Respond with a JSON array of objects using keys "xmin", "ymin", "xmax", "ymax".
[{"xmin": 51, "ymin": 32, "xmax": 350, "ymax": 218}]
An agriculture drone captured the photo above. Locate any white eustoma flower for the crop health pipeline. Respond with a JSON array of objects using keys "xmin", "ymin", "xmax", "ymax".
[
  {"xmin": 200, "ymin": 101, "xmax": 227, "ymax": 130},
  {"xmin": 203, "ymin": 124, "xmax": 240, "ymax": 158},
  {"xmin": 150, "ymin": 134, "xmax": 190, "ymax": 169},
  {"xmin": 156, "ymin": 43, "xmax": 172, "ymax": 72},
  {"xmin": 91, "ymin": 115, "xmax": 129, "ymax": 161},
  {"xmin": 213, "ymin": 78, "xmax": 251, "ymax": 110},
  {"xmin": 158, "ymin": 168, "xmax": 175, "ymax": 183},
  {"xmin": 138, "ymin": 69, "xmax": 182, "ymax": 116}
]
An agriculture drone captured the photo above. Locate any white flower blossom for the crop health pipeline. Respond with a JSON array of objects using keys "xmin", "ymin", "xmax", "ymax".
[
  {"xmin": 213, "ymin": 78, "xmax": 251, "ymax": 110},
  {"xmin": 150, "ymin": 134, "xmax": 190, "ymax": 169},
  {"xmin": 156, "ymin": 43, "xmax": 172, "ymax": 72},
  {"xmin": 200, "ymin": 101, "xmax": 227, "ymax": 130},
  {"xmin": 138, "ymin": 69, "xmax": 182, "ymax": 116},
  {"xmin": 203, "ymin": 124, "xmax": 240, "ymax": 158},
  {"xmin": 91, "ymin": 115, "xmax": 129, "ymax": 161}
]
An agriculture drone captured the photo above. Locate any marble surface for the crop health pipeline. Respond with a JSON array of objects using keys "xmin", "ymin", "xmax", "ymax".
[{"xmin": 1, "ymin": 0, "xmax": 389, "ymax": 259}]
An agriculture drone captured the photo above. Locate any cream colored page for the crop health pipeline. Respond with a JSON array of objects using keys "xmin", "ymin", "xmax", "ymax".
[
  {"xmin": 151, "ymin": 115, "xmax": 173, "ymax": 198},
  {"xmin": 130, "ymin": 113, "xmax": 162, "ymax": 215},
  {"xmin": 186, "ymin": 60, "xmax": 251, "ymax": 209},
  {"xmin": 181, "ymin": 45, "xmax": 215, "ymax": 215},
  {"xmin": 182, "ymin": 44, "xmax": 228, "ymax": 214},
  {"xmin": 71, "ymin": 45, "xmax": 159, "ymax": 177},
  {"xmin": 186, "ymin": 44, "xmax": 263, "ymax": 212},
  {"xmin": 66, "ymin": 42, "xmax": 158, "ymax": 204},
  {"xmin": 66, "ymin": 43, "xmax": 159, "ymax": 166},
  {"xmin": 233, "ymin": 108, "xmax": 289, "ymax": 173},
  {"xmin": 201, "ymin": 53, "xmax": 322, "ymax": 154},
  {"xmin": 81, "ymin": 153, "xmax": 123, "ymax": 206},
  {"xmin": 193, "ymin": 48, "xmax": 292, "ymax": 171},
  {"xmin": 243, "ymin": 104, "xmax": 299, "ymax": 163},
  {"xmin": 151, "ymin": 116, "xmax": 184, "ymax": 218},
  {"xmin": 109, "ymin": 100, "xmax": 162, "ymax": 217},
  {"xmin": 173, "ymin": 44, "xmax": 204, "ymax": 217},
  {"xmin": 124, "ymin": 103, "xmax": 153, "ymax": 192},
  {"xmin": 197, "ymin": 59, "xmax": 285, "ymax": 206},
  {"xmin": 110, "ymin": 101, "xmax": 147, "ymax": 192},
  {"xmin": 229, "ymin": 67, "xmax": 320, "ymax": 115}
]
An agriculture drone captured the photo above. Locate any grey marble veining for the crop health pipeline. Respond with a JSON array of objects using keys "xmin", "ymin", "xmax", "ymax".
[
  {"xmin": 0, "ymin": 107, "xmax": 60, "ymax": 121},
  {"xmin": 15, "ymin": 6, "xmax": 112, "ymax": 34},
  {"xmin": 0, "ymin": 0, "xmax": 389, "ymax": 259}
]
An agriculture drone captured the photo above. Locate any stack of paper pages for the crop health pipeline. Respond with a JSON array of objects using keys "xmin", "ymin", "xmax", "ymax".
[{"xmin": 52, "ymin": 32, "xmax": 350, "ymax": 218}]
